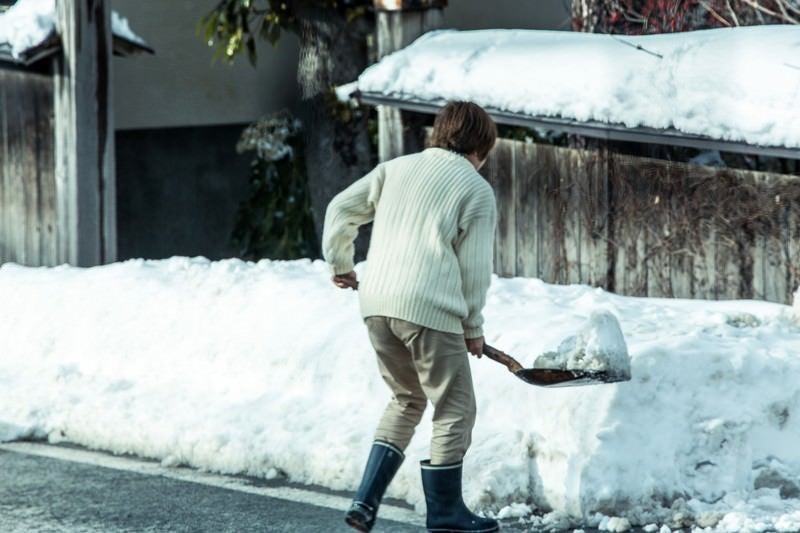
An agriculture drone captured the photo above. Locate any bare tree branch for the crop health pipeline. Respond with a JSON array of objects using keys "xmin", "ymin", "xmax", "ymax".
[
  {"xmin": 778, "ymin": 0, "xmax": 800, "ymax": 17},
  {"xmin": 774, "ymin": 0, "xmax": 800, "ymax": 23},
  {"xmin": 740, "ymin": 0, "xmax": 800, "ymax": 23},
  {"xmin": 609, "ymin": 34, "xmax": 663, "ymax": 58},
  {"xmin": 698, "ymin": 0, "xmax": 733, "ymax": 26},
  {"xmin": 725, "ymin": 0, "xmax": 741, "ymax": 25}
]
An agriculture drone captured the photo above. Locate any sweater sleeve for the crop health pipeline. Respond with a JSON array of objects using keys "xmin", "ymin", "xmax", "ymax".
[
  {"xmin": 322, "ymin": 164, "xmax": 386, "ymax": 275},
  {"xmin": 455, "ymin": 188, "xmax": 497, "ymax": 339}
]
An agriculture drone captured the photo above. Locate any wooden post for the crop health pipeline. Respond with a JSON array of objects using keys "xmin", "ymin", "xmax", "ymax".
[
  {"xmin": 53, "ymin": 0, "xmax": 116, "ymax": 266},
  {"xmin": 374, "ymin": 1, "xmax": 446, "ymax": 162}
]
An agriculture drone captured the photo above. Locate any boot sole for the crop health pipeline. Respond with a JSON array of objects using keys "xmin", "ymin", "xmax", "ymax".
[{"xmin": 345, "ymin": 513, "xmax": 371, "ymax": 532}]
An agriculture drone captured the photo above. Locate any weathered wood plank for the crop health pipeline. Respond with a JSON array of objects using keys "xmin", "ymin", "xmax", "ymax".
[
  {"xmin": 6, "ymin": 72, "xmax": 28, "ymax": 264},
  {"xmin": 54, "ymin": 0, "xmax": 116, "ymax": 266},
  {"xmin": 669, "ymin": 164, "xmax": 698, "ymax": 299},
  {"xmin": 610, "ymin": 154, "xmax": 649, "ymax": 296},
  {"xmin": 788, "ymin": 195, "xmax": 800, "ymax": 303},
  {"xmin": 0, "ymin": 72, "xmax": 10, "ymax": 264},
  {"xmin": 515, "ymin": 142, "xmax": 540, "ymax": 278},
  {"xmin": 0, "ymin": 81, "xmax": 4, "ymax": 262},
  {"xmin": 562, "ymin": 148, "xmax": 582, "ymax": 284},
  {"xmin": 34, "ymin": 76, "xmax": 57, "ymax": 266},
  {"xmin": 643, "ymin": 158, "xmax": 672, "ymax": 297},
  {"xmin": 686, "ymin": 165, "xmax": 718, "ymax": 299},
  {"xmin": 0, "ymin": 69, "xmax": 57, "ymax": 267},
  {"xmin": 579, "ymin": 146, "xmax": 610, "ymax": 288},
  {"xmin": 488, "ymin": 139, "xmax": 516, "ymax": 277},
  {"xmin": 536, "ymin": 144, "xmax": 562, "ymax": 283},
  {"xmin": 481, "ymin": 136, "xmax": 796, "ymax": 304}
]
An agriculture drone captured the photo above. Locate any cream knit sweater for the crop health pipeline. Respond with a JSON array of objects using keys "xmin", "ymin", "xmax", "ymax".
[{"xmin": 322, "ymin": 147, "xmax": 496, "ymax": 338}]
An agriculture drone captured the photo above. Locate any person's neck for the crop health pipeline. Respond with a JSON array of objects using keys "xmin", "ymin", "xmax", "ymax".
[{"xmin": 465, "ymin": 152, "xmax": 483, "ymax": 170}]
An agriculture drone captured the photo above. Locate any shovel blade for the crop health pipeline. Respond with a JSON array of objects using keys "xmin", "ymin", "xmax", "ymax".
[{"xmin": 514, "ymin": 368, "xmax": 629, "ymax": 388}]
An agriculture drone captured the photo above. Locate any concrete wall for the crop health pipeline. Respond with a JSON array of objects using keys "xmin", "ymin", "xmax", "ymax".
[
  {"xmin": 110, "ymin": 0, "xmax": 568, "ymax": 132},
  {"xmin": 110, "ymin": 1, "xmax": 300, "ymax": 260},
  {"xmin": 111, "ymin": 0, "xmax": 300, "ymax": 130},
  {"xmin": 115, "ymin": 125, "xmax": 252, "ymax": 261},
  {"xmin": 444, "ymin": 0, "xmax": 571, "ymax": 30}
]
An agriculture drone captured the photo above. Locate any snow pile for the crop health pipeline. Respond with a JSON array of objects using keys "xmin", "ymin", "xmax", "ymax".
[
  {"xmin": 0, "ymin": 0, "xmax": 54, "ymax": 58},
  {"xmin": 533, "ymin": 310, "xmax": 631, "ymax": 380},
  {"xmin": 0, "ymin": 0, "xmax": 147, "ymax": 59},
  {"xmin": 2, "ymin": 258, "xmax": 800, "ymax": 532},
  {"xmin": 353, "ymin": 26, "xmax": 800, "ymax": 148}
]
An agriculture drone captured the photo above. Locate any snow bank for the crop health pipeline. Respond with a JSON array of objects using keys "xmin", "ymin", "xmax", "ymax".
[
  {"xmin": 354, "ymin": 26, "xmax": 800, "ymax": 149},
  {"xmin": 1, "ymin": 258, "xmax": 800, "ymax": 532},
  {"xmin": 0, "ymin": 0, "xmax": 147, "ymax": 60}
]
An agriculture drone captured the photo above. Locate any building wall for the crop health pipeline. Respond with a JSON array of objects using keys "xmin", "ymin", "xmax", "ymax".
[
  {"xmin": 111, "ymin": 0, "xmax": 300, "ymax": 130},
  {"xmin": 115, "ymin": 124, "xmax": 253, "ymax": 261},
  {"xmin": 110, "ymin": 0, "xmax": 567, "ymax": 131},
  {"xmin": 109, "ymin": 0, "xmax": 301, "ymax": 260},
  {"xmin": 110, "ymin": 0, "xmax": 569, "ymax": 261},
  {"xmin": 444, "ymin": 0, "xmax": 570, "ymax": 30}
]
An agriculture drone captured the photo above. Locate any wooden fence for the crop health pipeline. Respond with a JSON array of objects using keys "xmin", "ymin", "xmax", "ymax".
[
  {"xmin": 1, "ymin": 0, "xmax": 116, "ymax": 267},
  {"xmin": 482, "ymin": 138, "xmax": 800, "ymax": 304},
  {"xmin": 0, "ymin": 68, "xmax": 58, "ymax": 266}
]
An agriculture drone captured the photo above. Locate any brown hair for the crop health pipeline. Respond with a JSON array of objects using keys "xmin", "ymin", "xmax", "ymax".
[{"xmin": 428, "ymin": 101, "xmax": 497, "ymax": 161}]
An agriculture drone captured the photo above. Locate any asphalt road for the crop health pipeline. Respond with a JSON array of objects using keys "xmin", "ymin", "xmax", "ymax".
[
  {"xmin": 0, "ymin": 442, "xmax": 423, "ymax": 533},
  {"xmin": 0, "ymin": 442, "xmax": 611, "ymax": 533}
]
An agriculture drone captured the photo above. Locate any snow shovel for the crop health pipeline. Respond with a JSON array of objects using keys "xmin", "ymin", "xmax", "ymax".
[
  {"xmin": 482, "ymin": 344, "xmax": 629, "ymax": 388},
  {"xmin": 343, "ymin": 279, "xmax": 628, "ymax": 387}
]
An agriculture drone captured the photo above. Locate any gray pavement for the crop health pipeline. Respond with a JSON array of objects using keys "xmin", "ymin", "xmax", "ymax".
[
  {"xmin": 0, "ymin": 442, "xmax": 607, "ymax": 533},
  {"xmin": 0, "ymin": 444, "xmax": 421, "ymax": 533}
]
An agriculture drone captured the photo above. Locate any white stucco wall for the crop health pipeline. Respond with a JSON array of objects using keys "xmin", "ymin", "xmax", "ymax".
[{"xmin": 111, "ymin": 0, "xmax": 300, "ymax": 130}]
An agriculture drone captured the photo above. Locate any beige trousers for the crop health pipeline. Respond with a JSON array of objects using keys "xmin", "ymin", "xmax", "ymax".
[{"xmin": 365, "ymin": 316, "xmax": 477, "ymax": 465}]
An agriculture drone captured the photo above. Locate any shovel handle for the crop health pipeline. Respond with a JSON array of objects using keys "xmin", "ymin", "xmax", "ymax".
[{"xmin": 482, "ymin": 344, "xmax": 524, "ymax": 375}]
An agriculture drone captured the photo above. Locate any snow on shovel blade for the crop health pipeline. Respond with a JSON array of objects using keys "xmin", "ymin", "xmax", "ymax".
[{"xmin": 482, "ymin": 344, "xmax": 630, "ymax": 388}]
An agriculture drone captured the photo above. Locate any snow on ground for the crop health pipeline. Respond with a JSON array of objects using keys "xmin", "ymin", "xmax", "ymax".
[
  {"xmin": 352, "ymin": 26, "xmax": 800, "ymax": 149},
  {"xmin": 0, "ymin": 0, "xmax": 147, "ymax": 60},
  {"xmin": 1, "ymin": 258, "xmax": 800, "ymax": 532}
]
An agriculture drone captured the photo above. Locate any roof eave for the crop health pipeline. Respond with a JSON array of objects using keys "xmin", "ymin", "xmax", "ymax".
[
  {"xmin": 357, "ymin": 92, "xmax": 800, "ymax": 161},
  {"xmin": 112, "ymin": 35, "xmax": 155, "ymax": 57},
  {"xmin": 0, "ymin": 31, "xmax": 153, "ymax": 68}
]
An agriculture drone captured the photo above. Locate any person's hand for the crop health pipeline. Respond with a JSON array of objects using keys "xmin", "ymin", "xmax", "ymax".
[
  {"xmin": 465, "ymin": 336, "xmax": 484, "ymax": 358},
  {"xmin": 332, "ymin": 271, "xmax": 358, "ymax": 290}
]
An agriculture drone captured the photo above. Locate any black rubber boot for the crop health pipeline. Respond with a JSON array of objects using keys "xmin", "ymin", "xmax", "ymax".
[
  {"xmin": 345, "ymin": 441, "xmax": 405, "ymax": 532},
  {"xmin": 421, "ymin": 460, "xmax": 499, "ymax": 533}
]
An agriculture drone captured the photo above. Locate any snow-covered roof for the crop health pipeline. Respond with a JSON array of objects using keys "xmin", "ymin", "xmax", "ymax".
[
  {"xmin": 0, "ymin": 0, "xmax": 152, "ymax": 66},
  {"xmin": 349, "ymin": 26, "xmax": 800, "ymax": 153}
]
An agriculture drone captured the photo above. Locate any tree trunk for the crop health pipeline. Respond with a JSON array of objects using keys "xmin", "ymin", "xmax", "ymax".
[{"xmin": 295, "ymin": 11, "xmax": 374, "ymax": 258}]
